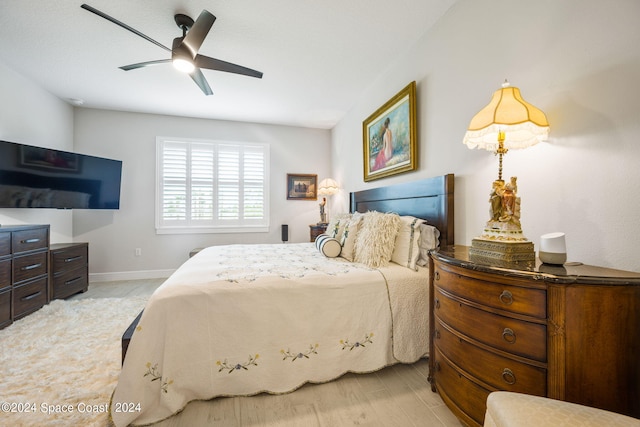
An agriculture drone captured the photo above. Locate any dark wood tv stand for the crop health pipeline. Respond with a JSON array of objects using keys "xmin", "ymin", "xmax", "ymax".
[
  {"xmin": 0, "ymin": 224, "xmax": 50, "ymax": 329},
  {"xmin": 0, "ymin": 224, "xmax": 90, "ymax": 330}
]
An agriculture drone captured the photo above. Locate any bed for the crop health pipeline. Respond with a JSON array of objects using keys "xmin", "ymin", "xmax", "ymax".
[{"xmin": 111, "ymin": 173, "xmax": 454, "ymax": 427}]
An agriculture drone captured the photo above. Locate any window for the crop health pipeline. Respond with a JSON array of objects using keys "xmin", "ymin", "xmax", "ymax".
[{"xmin": 156, "ymin": 137, "xmax": 270, "ymax": 234}]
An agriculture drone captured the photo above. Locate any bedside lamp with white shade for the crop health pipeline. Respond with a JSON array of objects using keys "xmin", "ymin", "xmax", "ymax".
[
  {"xmin": 317, "ymin": 178, "xmax": 340, "ymax": 224},
  {"xmin": 463, "ymin": 80, "xmax": 550, "ymax": 265}
]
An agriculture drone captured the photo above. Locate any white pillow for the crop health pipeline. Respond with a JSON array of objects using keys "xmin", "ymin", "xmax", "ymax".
[
  {"xmin": 391, "ymin": 216, "xmax": 425, "ymax": 270},
  {"xmin": 339, "ymin": 212, "xmax": 363, "ymax": 262},
  {"xmin": 315, "ymin": 234, "xmax": 342, "ymax": 258},
  {"xmin": 416, "ymin": 223, "xmax": 441, "ymax": 266},
  {"xmin": 354, "ymin": 212, "xmax": 401, "ymax": 268}
]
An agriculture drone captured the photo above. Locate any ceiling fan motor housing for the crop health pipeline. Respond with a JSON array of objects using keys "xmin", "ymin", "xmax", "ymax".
[{"xmin": 174, "ymin": 14, "xmax": 194, "ymax": 31}]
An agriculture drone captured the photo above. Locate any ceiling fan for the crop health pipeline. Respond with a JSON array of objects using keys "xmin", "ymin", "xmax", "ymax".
[{"xmin": 81, "ymin": 4, "xmax": 263, "ymax": 95}]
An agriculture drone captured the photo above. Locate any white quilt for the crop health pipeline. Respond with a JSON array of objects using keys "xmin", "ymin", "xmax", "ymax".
[{"xmin": 111, "ymin": 243, "xmax": 428, "ymax": 426}]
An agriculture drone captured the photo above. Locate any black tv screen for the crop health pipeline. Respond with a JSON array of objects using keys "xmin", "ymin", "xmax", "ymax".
[{"xmin": 0, "ymin": 140, "xmax": 122, "ymax": 209}]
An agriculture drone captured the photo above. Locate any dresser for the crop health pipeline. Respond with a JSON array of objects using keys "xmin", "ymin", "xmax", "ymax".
[
  {"xmin": 0, "ymin": 225, "xmax": 50, "ymax": 329},
  {"xmin": 428, "ymin": 246, "xmax": 640, "ymax": 426},
  {"xmin": 50, "ymin": 242, "xmax": 89, "ymax": 300}
]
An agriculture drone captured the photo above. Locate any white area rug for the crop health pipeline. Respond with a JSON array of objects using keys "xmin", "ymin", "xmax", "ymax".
[{"xmin": 0, "ymin": 297, "xmax": 147, "ymax": 426}]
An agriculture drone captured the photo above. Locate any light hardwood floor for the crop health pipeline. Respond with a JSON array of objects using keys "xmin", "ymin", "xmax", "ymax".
[{"xmin": 73, "ymin": 279, "xmax": 464, "ymax": 427}]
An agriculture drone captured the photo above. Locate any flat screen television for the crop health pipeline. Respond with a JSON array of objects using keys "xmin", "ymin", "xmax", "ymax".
[{"xmin": 0, "ymin": 140, "xmax": 122, "ymax": 209}]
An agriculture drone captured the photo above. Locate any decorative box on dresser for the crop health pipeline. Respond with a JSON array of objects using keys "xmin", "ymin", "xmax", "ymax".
[
  {"xmin": 428, "ymin": 246, "xmax": 640, "ymax": 426},
  {"xmin": 0, "ymin": 225, "xmax": 50, "ymax": 329},
  {"xmin": 49, "ymin": 242, "xmax": 89, "ymax": 300}
]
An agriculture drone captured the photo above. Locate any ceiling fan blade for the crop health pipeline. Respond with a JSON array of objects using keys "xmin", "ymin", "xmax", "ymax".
[
  {"xmin": 190, "ymin": 68, "xmax": 213, "ymax": 95},
  {"xmin": 182, "ymin": 10, "xmax": 216, "ymax": 58},
  {"xmin": 119, "ymin": 59, "xmax": 172, "ymax": 71},
  {"xmin": 81, "ymin": 4, "xmax": 171, "ymax": 53},
  {"xmin": 195, "ymin": 55, "xmax": 263, "ymax": 79}
]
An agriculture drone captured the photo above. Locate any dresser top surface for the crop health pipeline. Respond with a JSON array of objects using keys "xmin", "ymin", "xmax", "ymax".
[
  {"xmin": 0, "ymin": 224, "xmax": 49, "ymax": 231},
  {"xmin": 432, "ymin": 245, "xmax": 640, "ymax": 285}
]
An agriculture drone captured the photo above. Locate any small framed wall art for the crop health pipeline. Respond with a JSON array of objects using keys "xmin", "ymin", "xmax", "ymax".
[
  {"xmin": 286, "ymin": 173, "xmax": 317, "ymax": 200},
  {"xmin": 362, "ymin": 81, "xmax": 417, "ymax": 182}
]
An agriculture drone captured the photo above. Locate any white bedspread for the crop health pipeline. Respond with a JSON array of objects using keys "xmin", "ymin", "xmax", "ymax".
[{"xmin": 111, "ymin": 243, "xmax": 428, "ymax": 426}]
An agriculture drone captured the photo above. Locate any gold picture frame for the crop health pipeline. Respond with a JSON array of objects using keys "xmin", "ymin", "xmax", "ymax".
[
  {"xmin": 286, "ymin": 173, "xmax": 317, "ymax": 200},
  {"xmin": 362, "ymin": 81, "xmax": 417, "ymax": 182}
]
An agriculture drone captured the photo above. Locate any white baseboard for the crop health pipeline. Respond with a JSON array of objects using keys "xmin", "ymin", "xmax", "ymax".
[{"xmin": 89, "ymin": 269, "xmax": 175, "ymax": 283}]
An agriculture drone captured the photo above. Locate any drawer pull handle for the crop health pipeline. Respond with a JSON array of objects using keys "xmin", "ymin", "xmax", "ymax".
[
  {"xmin": 499, "ymin": 290, "xmax": 513, "ymax": 305},
  {"xmin": 21, "ymin": 291, "xmax": 42, "ymax": 301},
  {"xmin": 64, "ymin": 256, "xmax": 83, "ymax": 263},
  {"xmin": 502, "ymin": 368, "xmax": 516, "ymax": 385},
  {"xmin": 21, "ymin": 238, "xmax": 40, "ymax": 244},
  {"xmin": 502, "ymin": 328, "xmax": 517, "ymax": 344},
  {"xmin": 21, "ymin": 263, "xmax": 42, "ymax": 271},
  {"xmin": 434, "ymin": 362, "xmax": 441, "ymax": 372},
  {"xmin": 64, "ymin": 277, "xmax": 83, "ymax": 286},
  {"xmin": 434, "ymin": 329, "xmax": 441, "ymax": 339},
  {"xmin": 434, "ymin": 271, "xmax": 440, "ymax": 281},
  {"xmin": 434, "ymin": 297, "xmax": 440, "ymax": 309}
]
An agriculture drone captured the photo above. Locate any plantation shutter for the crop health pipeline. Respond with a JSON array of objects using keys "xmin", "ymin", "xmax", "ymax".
[{"xmin": 156, "ymin": 138, "xmax": 269, "ymax": 233}]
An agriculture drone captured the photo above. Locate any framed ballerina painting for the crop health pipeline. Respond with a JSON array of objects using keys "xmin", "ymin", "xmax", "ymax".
[{"xmin": 362, "ymin": 81, "xmax": 417, "ymax": 182}]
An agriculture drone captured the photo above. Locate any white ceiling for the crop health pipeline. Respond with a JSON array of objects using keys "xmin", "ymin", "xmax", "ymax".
[{"xmin": 0, "ymin": 0, "xmax": 456, "ymax": 129}]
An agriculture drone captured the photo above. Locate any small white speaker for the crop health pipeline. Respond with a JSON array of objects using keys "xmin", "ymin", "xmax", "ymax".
[{"xmin": 539, "ymin": 232, "xmax": 567, "ymax": 265}]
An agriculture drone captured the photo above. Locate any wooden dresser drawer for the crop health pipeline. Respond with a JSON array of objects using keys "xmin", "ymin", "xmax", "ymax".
[
  {"xmin": 0, "ymin": 258, "xmax": 10, "ymax": 287},
  {"xmin": 0, "ymin": 287, "xmax": 11, "ymax": 328},
  {"xmin": 434, "ymin": 347, "xmax": 490, "ymax": 426},
  {"xmin": 51, "ymin": 244, "xmax": 88, "ymax": 273},
  {"xmin": 52, "ymin": 267, "xmax": 88, "ymax": 299},
  {"xmin": 435, "ymin": 286, "xmax": 547, "ymax": 362},
  {"xmin": 434, "ymin": 317, "xmax": 547, "ymax": 395},
  {"xmin": 13, "ymin": 251, "xmax": 48, "ymax": 284},
  {"xmin": 13, "ymin": 277, "xmax": 47, "ymax": 319},
  {"xmin": 12, "ymin": 227, "xmax": 49, "ymax": 254},
  {"xmin": 0, "ymin": 232, "xmax": 10, "ymax": 257},
  {"xmin": 434, "ymin": 264, "xmax": 546, "ymax": 319}
]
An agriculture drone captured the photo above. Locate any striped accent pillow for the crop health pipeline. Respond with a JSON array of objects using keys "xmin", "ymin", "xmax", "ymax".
[
  {"xmin": 315, "ymin": 234, "xmax": 342, "ymax": 258},
  {"xmin": 391, "ymin": 216, "xmax": 425, "ymax": 270}
]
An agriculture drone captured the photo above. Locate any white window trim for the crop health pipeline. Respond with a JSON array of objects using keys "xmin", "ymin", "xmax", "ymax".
[{"xmin": 155, "ymin": 136, "xmax": 270, "ymax": 234}]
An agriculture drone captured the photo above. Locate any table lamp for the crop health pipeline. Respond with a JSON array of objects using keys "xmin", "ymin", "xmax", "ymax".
[
  {"xmin": 317, "ymin": 178, "xmax": 340, "ymax": 224},
  {"xmin": 463, "ymin": 80, "xmax": 549, "ymax": 265}
]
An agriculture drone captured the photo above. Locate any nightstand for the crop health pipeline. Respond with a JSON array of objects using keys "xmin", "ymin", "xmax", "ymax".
[
  {"xmin": 49, "ymin": 242, "xmax": 88, "ymax": 300},
  {"xmin": 309, "ymin": 223, "xmax": 327, "ymax": 242},
  {"xmin": 428, "ymin": 246, "xmax": 640, "ymax": 426}
]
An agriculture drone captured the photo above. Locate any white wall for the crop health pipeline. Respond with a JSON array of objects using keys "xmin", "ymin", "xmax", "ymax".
[
  {"xmin": 332, "ymin": 0, "xmax": 640, "ymax": 272},
  {"xmin": 73, "ymin": 108, "xmax": 331, "ymax": 279},
  {"xmin": 0, "ymin": 62, "xmax": 74, "ymax": 241}
]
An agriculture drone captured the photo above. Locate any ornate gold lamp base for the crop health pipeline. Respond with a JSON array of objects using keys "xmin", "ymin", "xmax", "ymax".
[
  {"xmin": 469, "ymin": 238, "xmax": 535, "ymax": 267},
  {"xmin": 469, "ymin": 176, "xmax": 535, "ymax": 268}
]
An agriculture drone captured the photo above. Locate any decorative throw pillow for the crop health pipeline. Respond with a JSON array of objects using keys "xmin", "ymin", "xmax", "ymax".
[
  {"xmin": 339, "ymin": 212, "xmax": 363, "ymax": 262},
  {"xmin": 354, "ymin": 211, "xmax": 401, "ymax": 268},
  {"xmin": 315, "ymin": 234, "xmax": 342, "ymax": 258},
  {"xmin": 391, "ymin": 216, "xmax": 425, "ymax": 270},
  {"xmin": 416, "ymin": 223, "xmax": 441, "ymax": 266},
  {"xmin": 326, "ymin": 213, "xmax": 351, "ymax": 240}
]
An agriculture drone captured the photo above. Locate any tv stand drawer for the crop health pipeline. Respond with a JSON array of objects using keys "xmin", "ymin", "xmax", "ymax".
[{"xmin": 13, "ymin": 277, "xmax": 48, "ymax": 319}]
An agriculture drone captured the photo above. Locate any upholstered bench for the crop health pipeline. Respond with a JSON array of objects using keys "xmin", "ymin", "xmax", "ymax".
[
  {"xmin": 484, "ymin": 392, "xmax": 640, "ymax": 427},
  {"xmin": 121, "ymin": 310, "xmax": 143, "ymax": 365}
]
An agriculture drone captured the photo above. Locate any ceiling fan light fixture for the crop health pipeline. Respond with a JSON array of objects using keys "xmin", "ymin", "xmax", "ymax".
[
  {"xmin": 171, "ymin": 38, "xmax": 195, "ymax": 73},
  {"xmin": 173, "ymin": 58, "xmax": 195, "ymax": 73}
]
